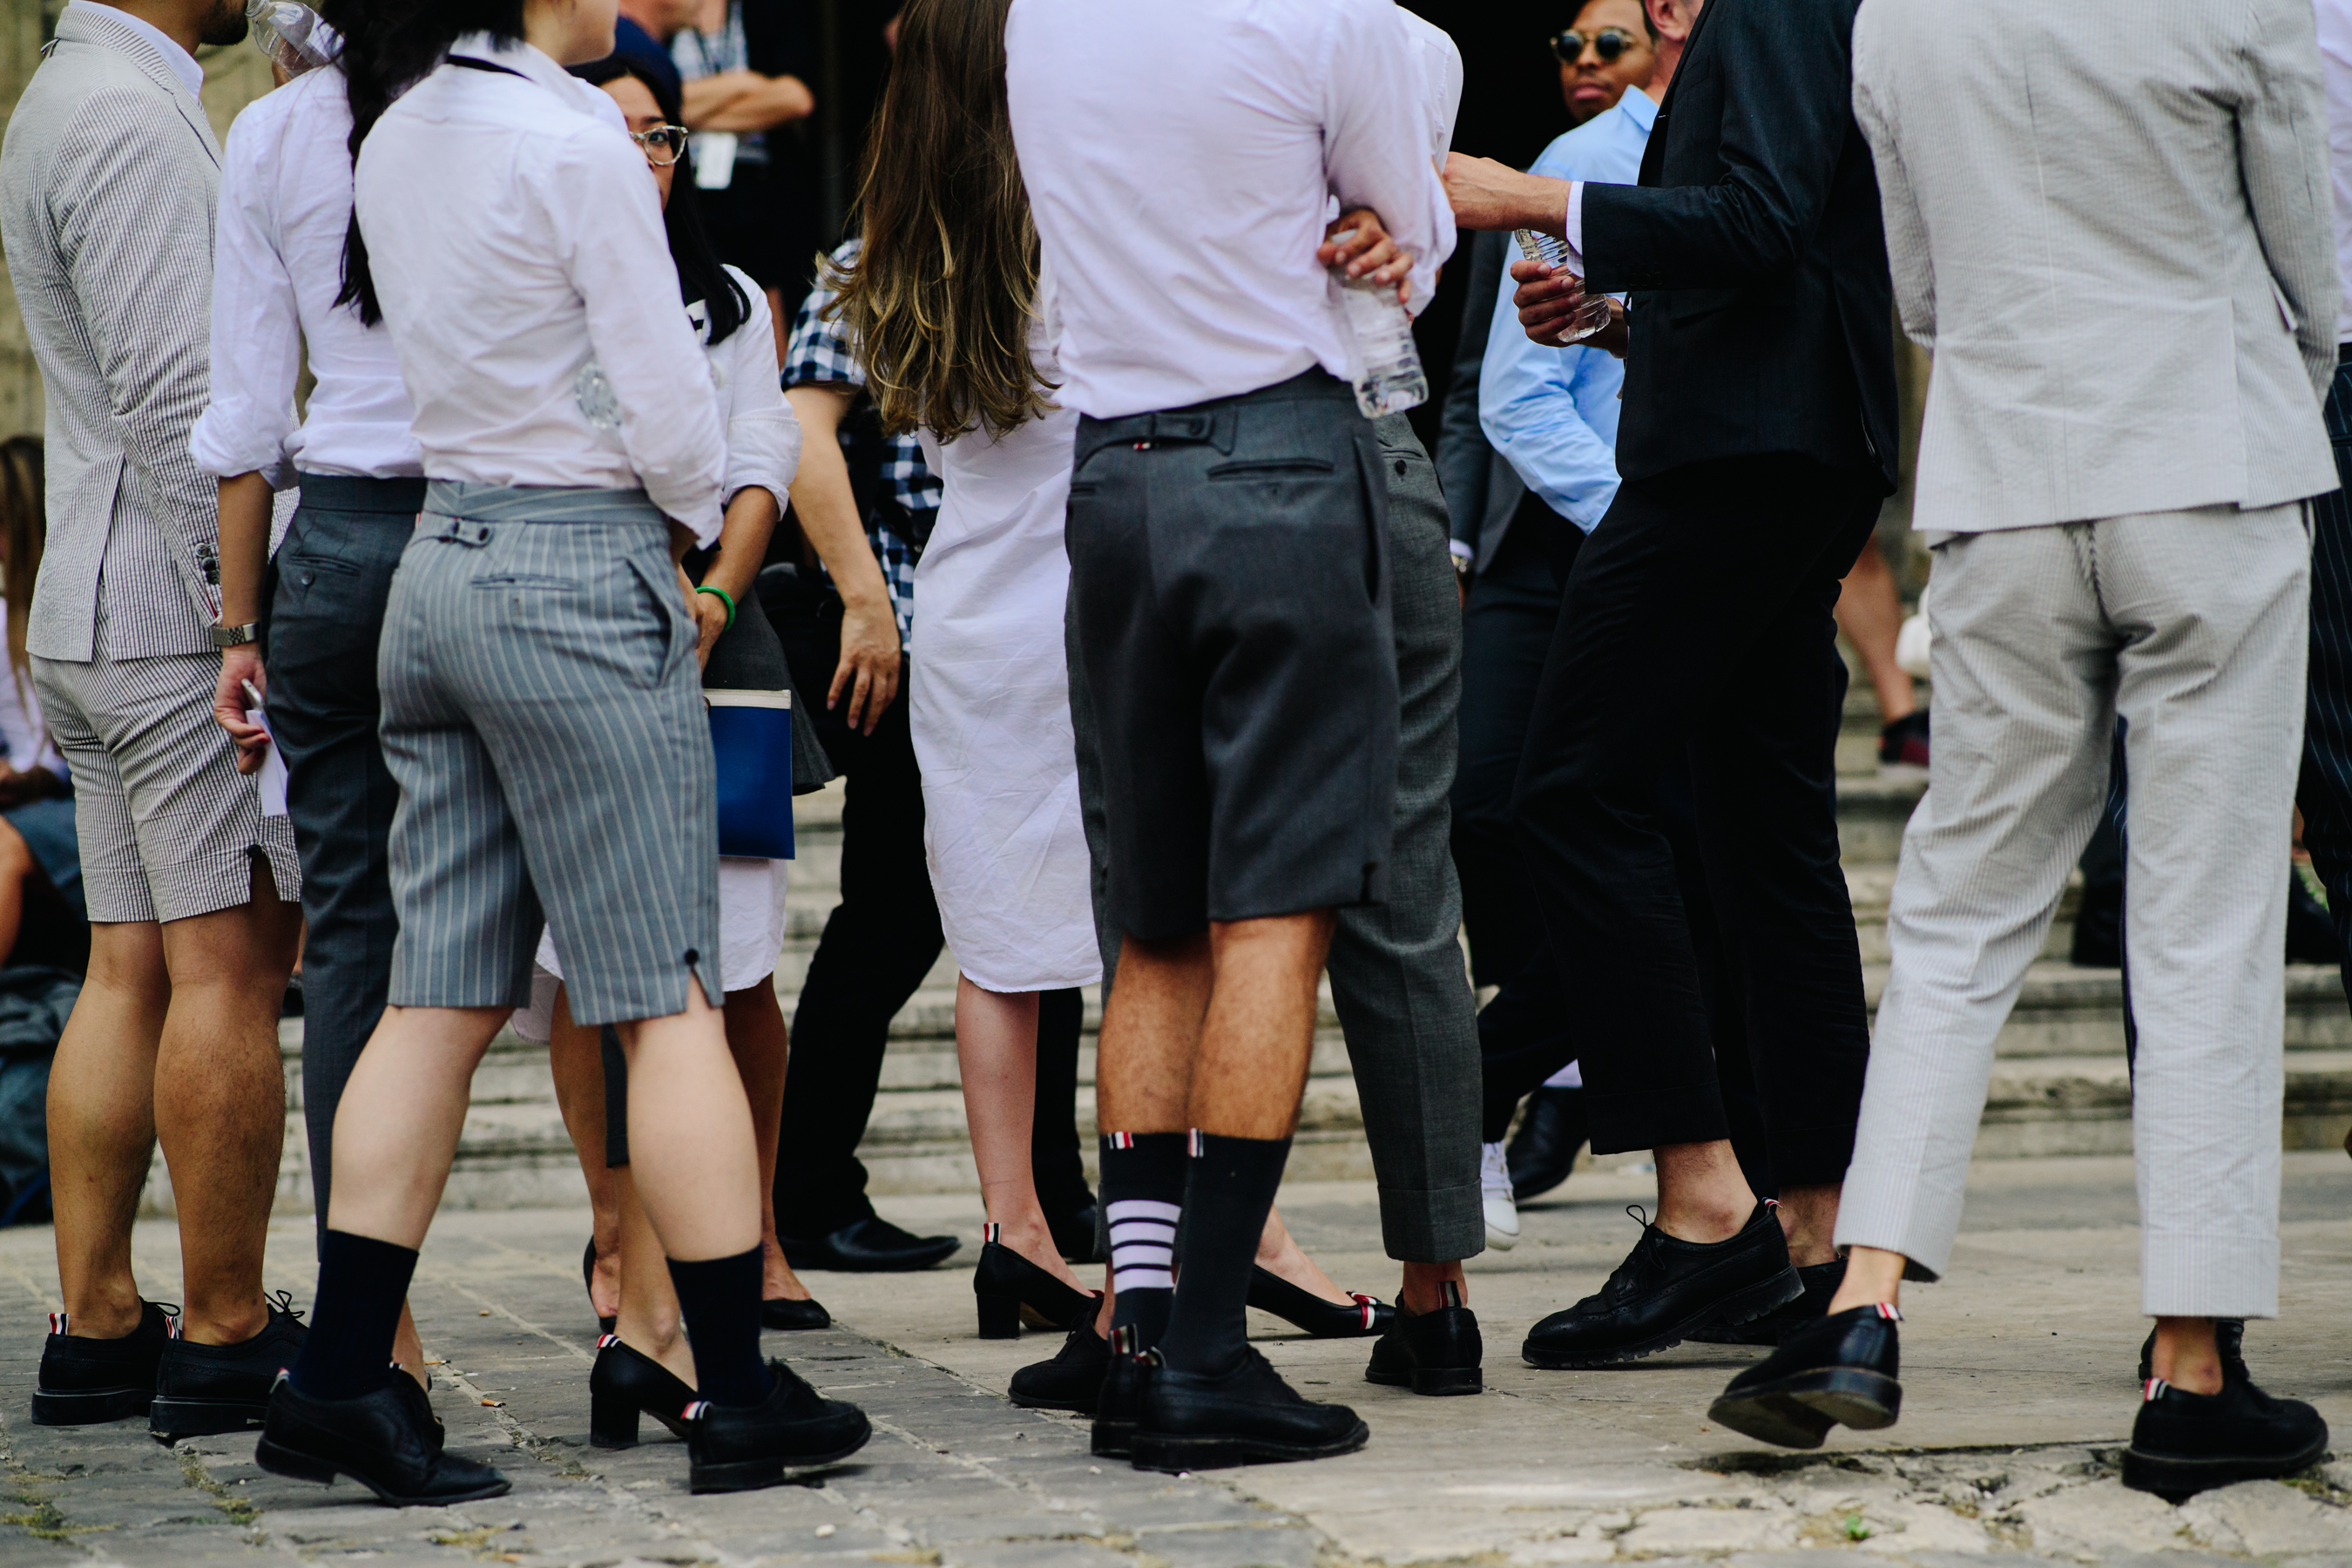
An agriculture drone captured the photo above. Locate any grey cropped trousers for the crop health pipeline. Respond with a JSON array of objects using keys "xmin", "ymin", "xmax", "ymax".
[
  {"xmin": 1835, "ymin": 504, "xmax": 2309, "ymax": 1316},
  {"xmin": 1068, "ymin": 415, "xmax": 1483, "ymax": 1263}
]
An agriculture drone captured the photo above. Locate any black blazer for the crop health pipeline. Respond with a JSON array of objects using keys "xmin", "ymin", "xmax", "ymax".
[{"xmin": 1581, "ymin": 0, "xmax": 1896, "ymax": 491}]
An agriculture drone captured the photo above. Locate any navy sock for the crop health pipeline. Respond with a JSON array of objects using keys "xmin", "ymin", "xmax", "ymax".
[
  {"xmin": 1100, "ymin": 1131, "xmax": 1186, "ymax": 1351},
  {"xmin": 1157, "ymin": 1132, "xmax": 1290, "ymax": 1375},
  {"xmin": 291, "ymin": 1230, "xmax": 416, "ymax": 1400},
  {"xmin": 666, "ymin": 1247, "xmax": 771, "ymax": 1408}
]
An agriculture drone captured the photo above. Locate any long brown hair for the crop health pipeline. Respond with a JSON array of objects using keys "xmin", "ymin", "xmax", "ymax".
[
  {"xmin": 831, "ymin": 0, "xmax": 1053, "ymax": 441},
  {"xmin": 0, "ymin": 437, "xmax": 44, "ymax": 691}
]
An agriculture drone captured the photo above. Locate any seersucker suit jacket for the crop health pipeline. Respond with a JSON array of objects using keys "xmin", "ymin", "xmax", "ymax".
[
  {"xmin": 0, "ymin": 3, "xmax": 224, "ymax": 663},
  {"xmin": 1852, "ymin": 0, "xmax": 2339, "ymax": 534}
]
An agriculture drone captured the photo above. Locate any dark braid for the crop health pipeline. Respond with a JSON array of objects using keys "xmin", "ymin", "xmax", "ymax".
[{"xmin": 318, "ymin": 0, "xmax": 528, "ymax": 324}]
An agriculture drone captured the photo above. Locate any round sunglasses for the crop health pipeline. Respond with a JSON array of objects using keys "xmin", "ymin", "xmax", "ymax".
[{"xmin": 1550, "ymin": 25, "xmax": 1643, "ymax": 64}]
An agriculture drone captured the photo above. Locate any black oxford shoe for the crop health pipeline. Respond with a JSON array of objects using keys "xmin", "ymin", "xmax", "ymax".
[
  {"xmin": 1131, "ymin": 1348, "xmax": 1369, "ymax": 1472},
  {"xmin": 1688, "ymin": 1260, "xmax": 1844, "ymax": 1347},
  {"xmin": 686, "ymin": 1360, "xmax": 871, "ymax": 1493},
  {"xmin": 2123, "ymin": 1374, "xmax": 2328, "ymax": 1499},
  {"xmin": 31, "ymin": 1301, "xmax": 173, "ymax": 1426},
  {"xmin": 1364, "ymin": 1294, "xmax": 1482, "ymax": 1396},
  {"xmin": 781, "ymin": 1217, "xmax": 961, "ymax": 1274},
  {"xmin": 1524, "ymin": 1203, "xmax": 1801, "ymax": 1369},
  {"xmin": 256, "ymin": 1372, "xmax": 510, "ymax": 1505},
  {"xmin": 1010, "ymin": 1321, "xmax": 1112, "ymax": 1414},
  {"xmin": 1708, "ymin": 1302, "xmax": 1903, "ymax": 1450},
  {"xmin": 152, "ymin": 1293, "xmax": 308, "ymax": 1443},
  {"xmin": 1505, "ymin": 1086, "xmax": 1589, "ymax": 1201},
  {"xmin": 1092, "ymin": 1329, "xmax": 1147, "ymax": 1456}
]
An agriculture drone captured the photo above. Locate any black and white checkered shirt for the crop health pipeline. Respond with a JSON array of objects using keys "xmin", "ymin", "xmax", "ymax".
[{"xmin": 781, "ymin": 240, "xmax": 936, "ymax": 645}]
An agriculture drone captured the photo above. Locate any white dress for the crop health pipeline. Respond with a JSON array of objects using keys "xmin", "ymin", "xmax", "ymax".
[
  {"xmin": 511, "ymin": 267, "xmax": 800, "ymax": 1037},
  {"xmin": 910, "ymin": 283, "xmax": 1101, "ymax": 993}
]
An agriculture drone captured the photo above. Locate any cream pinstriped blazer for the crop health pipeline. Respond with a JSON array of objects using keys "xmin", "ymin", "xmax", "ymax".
[
  {"xmin": 0, "ymin": 4, "xmax": 223, "ymax": 662},
  {"xmin": 1852, "ymin": 0, "xmax": 2340, "ymax": 535}
]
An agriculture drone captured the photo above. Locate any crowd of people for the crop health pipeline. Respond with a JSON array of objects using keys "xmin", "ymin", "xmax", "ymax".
[{"xmin": 0, "ymin": 0, "xmax": 2342, "ymax": 1515}]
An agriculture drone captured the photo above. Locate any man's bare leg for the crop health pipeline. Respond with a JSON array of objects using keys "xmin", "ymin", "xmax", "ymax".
[
  {"xmin": 1186, "ymin": 914, "xmax": 1332, "ymax": 1137},
  {"xmin": 1095, "ymin": 932, "xmax": 1211, "ymax": 1134},
  {"xmin": 154, "ymin": 855, "xmax": 301, "ymax": 1345},
  {"xmin": 49, "ymin": 920, "xmax": 170, "ymax": 1338}
]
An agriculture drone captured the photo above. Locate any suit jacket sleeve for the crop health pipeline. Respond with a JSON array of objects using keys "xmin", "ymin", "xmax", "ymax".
[
  {"xmin": 1850, "ymin": 41, "xmax": 1934, "ymax": 350},
  {"xmin": 1581, "ymin": 0, "xmax": 1858, "ymax": 294},
  {"xmin": 1436, "ymin": 230, "xmax": 1504, "ymax": 553},
  {"xmin": 2238, "ymin": 0, "xmax": 2339, "ymax": 404},
  {"xmin": 53, "ymin": 92, "xmax": 220, "ymax": 577}
]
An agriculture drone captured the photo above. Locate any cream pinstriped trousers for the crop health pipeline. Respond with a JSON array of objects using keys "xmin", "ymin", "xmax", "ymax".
[{"xmin": 1835, "ymin": 503, "xmax": 2310, "ymax": 1318}]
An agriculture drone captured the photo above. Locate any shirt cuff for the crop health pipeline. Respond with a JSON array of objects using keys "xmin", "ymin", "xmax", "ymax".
[
  {"xmin": 1564, "ymin": 181, "xmax": 1586, "ymax": 271},
  {"xmin": 1449, "ymin": 538, "xmax": 1475, "ymax": 562}
]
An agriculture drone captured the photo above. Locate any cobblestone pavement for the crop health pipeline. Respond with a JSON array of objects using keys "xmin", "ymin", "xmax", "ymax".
[{"xmin": 0, "ymin": 1155, "xmax": 2347, "ymax": 1566}]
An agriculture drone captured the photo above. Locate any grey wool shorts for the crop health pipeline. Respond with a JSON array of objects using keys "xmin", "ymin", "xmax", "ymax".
[
  {"xmin": 378, "ymin": 484, "xmax": 722, "ymax": 1028},
  {"xmin": 33, "ymin": 639, "xmax": 300, "ymax": 924},
  {"xmin": 1065, "ymin": 368, "xmax": 1399, "ymax": 940}
]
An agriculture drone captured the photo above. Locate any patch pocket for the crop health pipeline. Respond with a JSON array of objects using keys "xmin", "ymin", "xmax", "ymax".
[{"xmin": 1206, "ymin": 458, "xmax": 1336, "ymax": 482}]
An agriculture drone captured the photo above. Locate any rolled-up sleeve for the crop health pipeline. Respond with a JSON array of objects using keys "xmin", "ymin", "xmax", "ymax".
[
  {"xmin": 1321, "ymin": 0, "xmax": 1456, "ymax": 314},
  {"xmin": 718, "ymin": 274, "xmax": 800, "ymax": 503}
]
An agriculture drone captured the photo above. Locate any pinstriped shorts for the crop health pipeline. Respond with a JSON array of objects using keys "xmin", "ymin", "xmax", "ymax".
[
  {"xmin": 378, "ymin": 493, "xmax": 721, "ymax": 1027},
  {"xmin": 31, "ymin": 638, "xmax": 301, "ymax": 924}
]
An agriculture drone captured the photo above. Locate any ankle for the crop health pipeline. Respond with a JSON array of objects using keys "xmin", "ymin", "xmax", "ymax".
[
  {"xmin": 1398, "ymin": 1263, "xmax": 1466, "ymax": 1316},
  {"xmin": 1654, "ymin": 1198, "xmax": 1748, "ymax": 1245},
  {"xmin": 61, "ymin": 1288, "xmax": 144, "ymax": 1340},
  {"xmin": 2152, "ymin": 1317, "xmax": 2223, "ymax": 1395},
  {"xmin": 1825, "ymin": 1247, "xmax": 1903, "ymax": 1315},
  {"xmin": 179, "ymin": 1299, "xmax": 269, "ymax": 1347}
]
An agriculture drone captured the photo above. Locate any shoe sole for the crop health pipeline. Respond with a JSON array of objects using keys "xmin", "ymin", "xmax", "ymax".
[
  {"xmin": 1130, "ymin": 1418, "xmax": 1370, "ymax": 1473},
  {"xmin": 2120, "ymin": 1429, "xmax": 2329, "ymax": 1501},
  {"xmin": 1484, "ymin": 1226, "xmax": 1517, "ymax": 1253},
  {"xmin": 779, "ymin": 1246, "xmax": 960, "ymax": 1274},
  {"xmin": 687, "ymin": 1422, "xmax": 874, "ymax": 1494},
  {"xmin": 1008, "ymin": 1389, "xmax": 1098, "ymax": 1416},
  {"xmin": 1091, "ymin": 1418, "xmax": 1134, "ymax": 1457},
  {"xmin": 1363, "ymin": 1364, "xmax": 1483, "ymax": 1397},
  {"xmin": 1707, "ymin": 1368, "xmax": 1903, "ymax": 1450},
  {"xmin": 1523, "ymin": 1268, "xmax": 1804, "ymax": 1370},
  {"xmin": 254, "ymin": 1436, "xmax": 513, "ymax": 1505},
  {"xmin": 150, "ymin": 1396, "xmax": 269, "ymax": 1443},
  {"xmin": 30, "ymin": 1385, "xmax": 152, "ymax": 1426}
]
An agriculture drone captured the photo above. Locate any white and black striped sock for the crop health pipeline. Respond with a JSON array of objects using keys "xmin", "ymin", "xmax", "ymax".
[{"xmin": 1098, "ymin": 1130, "xmax": 1187, "ymax": 1349}]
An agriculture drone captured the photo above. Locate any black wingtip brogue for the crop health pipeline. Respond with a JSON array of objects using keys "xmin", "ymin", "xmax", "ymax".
[
  {"xmin": 1130, "ymin": 1348, "xmax": 1369, "ymax": 1472},
  {"xmin": 1524, "ymin": 1202, "xmax": 1802, "ymax": 1369},
  {"xmin": 256, "ymin": 1372, "xmax": 510, "ymax": 1506}
]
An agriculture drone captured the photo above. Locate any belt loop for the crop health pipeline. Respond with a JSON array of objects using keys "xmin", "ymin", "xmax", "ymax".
[{"xmin": 1211, "ymin": 404, "xmax": 1237, "ymax": 456}]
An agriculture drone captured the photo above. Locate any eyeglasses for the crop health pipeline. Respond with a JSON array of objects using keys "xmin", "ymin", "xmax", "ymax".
[
  {"xmin": 1550, "ymin": 26, "xmax": 1641, "ymax": 64},
  {"xmin": 630, "ymin": 125, "xmax": 691, "ymax": 166}
]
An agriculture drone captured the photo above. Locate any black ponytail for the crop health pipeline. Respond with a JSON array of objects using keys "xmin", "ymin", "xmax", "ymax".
[
  {"xmin": 319, "ymin": 0, "xmax": 529, "ymax": 325},
  {"xmin": 569, "ymin": 55, "xmax": 751, "ymax": 347}
]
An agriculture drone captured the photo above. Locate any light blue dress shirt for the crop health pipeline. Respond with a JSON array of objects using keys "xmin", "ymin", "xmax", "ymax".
[{"xmin": 1477, "ymin": 89, "xmax": 1656, "ymax": 533}]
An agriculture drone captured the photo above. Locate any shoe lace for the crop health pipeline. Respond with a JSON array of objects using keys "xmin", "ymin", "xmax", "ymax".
[
  {"xmin": 1597, "ymin": 1206, "xmax": 1662, "ymax": 1304},
  {"xmin": 266, "ymin": 1290, "xmax": 307, "ymax": 1327}
]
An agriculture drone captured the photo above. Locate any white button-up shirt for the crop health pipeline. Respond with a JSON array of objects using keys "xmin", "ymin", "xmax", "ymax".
[
  {"xmin": 1003, "ymin": 0, "xmax": 1455, "ymax": 420},
  {"xmin": 697, "ymin": 264, "xmax": 801, "ymax": 504},
  {"xmin": 192, "ymin": 65, "xmax": 423, "ymax": 484},
  {"xmin": 352, "ymin": 33, "xmax": 727, "ymax": 542}
]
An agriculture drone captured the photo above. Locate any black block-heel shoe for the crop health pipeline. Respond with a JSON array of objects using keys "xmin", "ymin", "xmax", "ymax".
[
  {"xmin": 1708, "ymin": 1303, "xmax": 1903, "ymax": 1450},
  {"xmin": 256, "ymin": 1371, "xmax": 510, "ymax": 1506},
  {"xmin": 685, "ymin": 1359, "xmax": 872, "ymax": 1494},
  {"xmin": 588, "ymin": 1335, "xmax": 697, "ymax": 1449},
  {"xmin": 1247, "ymin": 1267, "xmax": 1395, "ymax": 1339},
  {"xmin": 761, "ymin": 1297, "xmax": 832, "ymax": 1331},
  {"xmin": 973, "ymin": 1225, "xmax": 1100, "ymax": 1339}
]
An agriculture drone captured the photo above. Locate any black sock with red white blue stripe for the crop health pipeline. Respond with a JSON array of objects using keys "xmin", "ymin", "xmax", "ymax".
[{"xmin": 1156, "ymin": 1131, "xmax": 1291, "ymax": 1376}]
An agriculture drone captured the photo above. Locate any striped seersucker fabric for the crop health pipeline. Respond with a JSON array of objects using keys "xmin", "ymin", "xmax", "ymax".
[
  {"xmin": 31, "ymin": 631, "xmax": 301, "ymax": 924},
  {"xmin": 378, "ymin": 483, "xmax": 721, "ymax": 1029},
  {"xmin": 1835, "ymin": 504, "xmax": 2311, "ymax": 1318},
  {"xmin": 2293, "ymin": 358, "xmax": 2352, "ymax": 995}
]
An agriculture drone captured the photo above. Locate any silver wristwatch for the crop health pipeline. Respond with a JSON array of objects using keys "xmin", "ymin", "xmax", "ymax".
[{"xmin": 210, "ymin": 620, "xmax": 260, "ymax": 648}]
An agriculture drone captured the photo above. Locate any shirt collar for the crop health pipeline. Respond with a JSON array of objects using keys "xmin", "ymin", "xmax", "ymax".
[
  {"xmin": 1619, "ymin": 85, "xmax": 1660, "ymax": 133},
  {"xmin": 66, "ymin": 0, "xmax": 204, "ymax": 99},
  {"xmin": 446, "ymin": 30, "xmax": 626, "ymax": 132}
]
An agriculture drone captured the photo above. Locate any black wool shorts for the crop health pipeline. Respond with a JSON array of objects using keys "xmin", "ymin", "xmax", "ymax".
[{"xmin": 1066, "ymin": 368, "xmax": 1399, "ymax": 941}]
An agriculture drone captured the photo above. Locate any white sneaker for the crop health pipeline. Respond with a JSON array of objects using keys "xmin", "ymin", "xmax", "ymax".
[{"xmin": 1481, "ymin": 1140, "xmax": 1519, "ymax": 1251}]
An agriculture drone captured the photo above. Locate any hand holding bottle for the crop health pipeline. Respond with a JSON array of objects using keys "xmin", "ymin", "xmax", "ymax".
[{"xmin": 1321, "ymin": 208, "xmax": 1429, "ymax": 418}]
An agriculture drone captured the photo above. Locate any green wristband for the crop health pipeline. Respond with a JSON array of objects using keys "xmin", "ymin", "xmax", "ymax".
[{"xmin": 694, "ymin": 583, "xmax": 737, "ymax": 630}]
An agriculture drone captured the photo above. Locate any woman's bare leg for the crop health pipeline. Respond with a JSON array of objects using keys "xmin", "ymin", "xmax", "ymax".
[
  {"xmin": 613, "ymin": 1165, "xmax": 696, "ymax": 1386},
  {"xmin": 957, "ymin": 977, "xmax": 1087, "ymax": 1292},
  {"xmin": 545, "ymin": 984, "xmax": 621, "ymax": 1322},
  {"xmin": 722, "ymin": 980, "xmax": 810, "ymax": 1302}
]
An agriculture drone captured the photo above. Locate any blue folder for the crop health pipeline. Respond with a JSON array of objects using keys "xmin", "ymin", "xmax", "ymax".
[{"xmin": 706, "ymin": 689, "xmax": 794, "ymax": 860}]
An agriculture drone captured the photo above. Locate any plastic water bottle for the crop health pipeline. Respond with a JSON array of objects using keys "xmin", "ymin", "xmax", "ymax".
[
  {"xmin": 1513, "ymin": 230, "xmax": 1613, "ymax": 343},
  {"xmin": 1330, "ymin": 235, "xmax": 1428, "ymax": 419}
]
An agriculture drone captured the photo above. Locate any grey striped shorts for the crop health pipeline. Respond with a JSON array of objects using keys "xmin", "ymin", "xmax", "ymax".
[
  {"xmin": 31, "ymin": 632, "xmax": 300, "ymax": 924},
  {"xmin": 378, "ymin": 484, "xmax": 721, "ymax": 1027}
]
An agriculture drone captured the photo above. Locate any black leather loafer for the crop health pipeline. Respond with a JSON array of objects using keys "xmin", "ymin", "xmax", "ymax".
[
  {"xmin": 781, "ymin": 1217, "xmax": 961, "ymax": 1274},
  {"xmin": 685, "ymin": 1360, "xmax": 871, "ymax": 1494},
  {"xmin": 1689, "ymin": 1260, "xmax": 1845, "ymax": 1347},
  {"xmin": 760, "ymin": 1297, "xmax": 832, "ymax": 1332},
  {"xmin": 256, "ymin": 1372, "xmax": 510, "ymax": 1505},
  {"xmin": 2137, "ymin": 1319, "xmax": 2246, "ymax": 1386},
  {"xmin": 1364, "ymin": 1301, "xmax": 1482, "ymax": 1396},
  {"xmin": 1247, "ymin": 1267, "xmax": 1394, "ymax": 1339},
  {"xmin": 152, "ymin": 1293, "xmax": 308, "ymax": 1443},
  {"xmin": 1506, "ymin": 1085, "xmax": 1589, "ymax": 1201},
  {"xmin": 1708, "ymin": 1302, "xmax": 1903, "ymax": 1450},
  {"xmin": 1524, "ymin": 1203, "xmax": 1801, "ymax": 1369},
  {"xmin": 589, "ymin": 1334, "xmax": 696, "ymax": 1448},
  {"xmin": 2123, "ymin": 1374, "xmax": 2328, "ymax": 1499},
  {"xmin": 1092, "ymin": 1330, "xmax": 1146, "ymax": 1456},
  {"xmin": 1010, "ymin": 1321, "xmax": 1111, "ymax": 1414},
  {"xmin": 32, "ymin": 1301, "xmax": 173, "ymax": 1426},
  {"xmin": 1131, "ymin": 1348, "xmax": 1369, "ymax": 1472}
]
